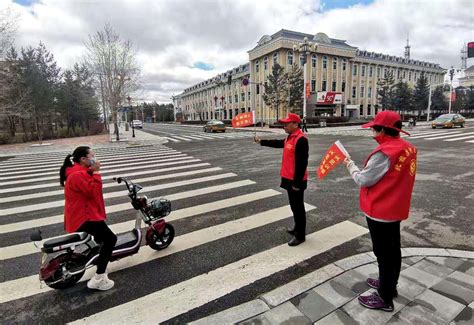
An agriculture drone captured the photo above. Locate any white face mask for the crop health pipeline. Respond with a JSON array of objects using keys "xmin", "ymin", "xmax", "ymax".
[{"xmin": 88, "ymin": 157, "xmax": 96, "ymax": 166}]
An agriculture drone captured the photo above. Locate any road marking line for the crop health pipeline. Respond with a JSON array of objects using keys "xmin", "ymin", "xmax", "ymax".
[
  {"xmin": 0, "ymin": 171, "xmax": 234, "ymax": 217},
  {"xmin": 0, "ymin": 165, "xmax": 218, "ymax": 204},
  {"xmin": 0, "ymin": 150, "xmax": 180, "ymax": 175},
  {"xmin": 0, "ymin": 203, "xmax": 314, "ymax": 304},
  {"xmin": 409, "ymin": 131, "xmax": 462, "ymax": 139},
  {"xmin": 0, "ymin": 174, "xmax": 252, "ymax": 235},
  {"xmin": 0, "ymin": 154, "xmax": 188, "ymax": 180},
  {"xmin": 164, "ymin": 137, "xmax": 181, "ymax": 142},
  {"xmin": 0, "ymin": 159, "xmax": 202, "ymax": 194},
  {"xmin": 0, "ymin": 157, "xmax": 199, "ymax": 186},
  {"xmin": 169, "ymin": 135, "xmax": 192, "ymax": 141},
  {"xmin": 424, "ymin": 132, "xmax": 474, "ymax": 140},
  {"xmin": 443, "ymin": 134, "xmax": 474, "ymax": 141},
  {"xmin": 71, "ymin": 220, "xmax": 366, "ymax": 324}
]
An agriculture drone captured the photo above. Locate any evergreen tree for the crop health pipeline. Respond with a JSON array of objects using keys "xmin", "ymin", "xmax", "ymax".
[
  {"xmin": 393, "ymin": 81, "xmax": 413, "ymax": 115},
  {"xmin": 430, "ymin": 86, "xmax": 448, "ymax": 116},
  {"xmin": 413, "ymin": 72, "xmax": 429, "ymax": 117},
  {"xmin": 287, "ymin": 64, "xmax": 303, "ymax": 114},
  {"xmin": 262, "ymin": 63, "xmax": 288, "ymax": 121},
  {"xmin": 377, "ymin": 70, "xmax": 395, "ymax": 110}
]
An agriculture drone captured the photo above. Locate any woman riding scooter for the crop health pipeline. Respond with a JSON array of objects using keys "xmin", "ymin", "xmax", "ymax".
[{"xmin": 59, "ymin": 146, "xmax": 117, "ymax": 291}]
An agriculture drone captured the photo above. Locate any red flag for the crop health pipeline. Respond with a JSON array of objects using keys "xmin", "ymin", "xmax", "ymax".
[
  {"xmin": 317, "ymin": 141, "xmax": 348, "ymax": 180},
  {"xmin": 232, "ymin": 111, "xmax": 255, "ymax": 128},
  {"xmin": 305, "ymin": 82, "xmax": 310, "ymax": 98}
]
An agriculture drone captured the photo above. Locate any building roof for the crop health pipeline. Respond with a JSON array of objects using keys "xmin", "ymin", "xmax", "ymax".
[{"xmin": 464, "ymin": 65, "xmax": 474, "ymax": 74}]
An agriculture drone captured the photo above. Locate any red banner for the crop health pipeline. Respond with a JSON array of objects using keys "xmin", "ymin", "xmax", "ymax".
[
  {"xmin": 232, "ymin": 112, "xmax": 255, "ymax": 128},
  {"xmin": 317, "ymin": 142, "xmax": 347, "ymax": 180},
  {"xmin": 305, "ymin": 82, "xmax": 310, "ymax": 98},
  {"xmin": 451, "ymin": 91, "xmax": 456, "ymax": 102}
]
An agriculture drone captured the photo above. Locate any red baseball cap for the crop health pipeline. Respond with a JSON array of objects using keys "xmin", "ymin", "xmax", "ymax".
[
  {"xmin": 362, "ymin": 110, "xmax": 410, "ymax": 135},
  {"xmin": 279, "ymin": 113, "xmax": 301, "ymax": 124}
]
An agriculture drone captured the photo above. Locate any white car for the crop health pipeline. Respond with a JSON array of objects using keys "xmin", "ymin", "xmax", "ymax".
[{"xmin": 131, "ymin": 120, "xmax": 143, "ymax": 129}]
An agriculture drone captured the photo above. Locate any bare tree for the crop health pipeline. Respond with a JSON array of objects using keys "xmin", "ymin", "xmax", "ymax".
[
  {"xmin": 0, "ymin": 6, "xmax": 18, "ymax": 58},
  {"xmin": 84, "ymin": 23, "xmax": 140, "ymax": 139}
]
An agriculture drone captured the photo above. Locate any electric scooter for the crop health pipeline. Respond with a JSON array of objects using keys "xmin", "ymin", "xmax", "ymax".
[{"xmin": 30, "ymin": 177, "xmax": 174, "ymax": 289}]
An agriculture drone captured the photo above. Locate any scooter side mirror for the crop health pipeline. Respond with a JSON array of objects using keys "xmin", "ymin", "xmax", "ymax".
[
  {"xmin": 114, "ymin": 177, "xmax": 122, "ymax": 184},
  {"xmin": 30, "ymin": 229, "xmax": 43, "ymax": 241}
]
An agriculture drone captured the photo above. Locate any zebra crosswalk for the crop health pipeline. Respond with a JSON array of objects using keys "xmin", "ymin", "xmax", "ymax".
[
  {"xmin": 162, "ymin": 131, "xmax": 257, "ymax": 143},
  {"xmin": 0, "ymin": 144, "xmax": 368, "ymax": 323},
  {"xmin": 311, "ymin": 125, "xmax": 474, "ymax": 144}
]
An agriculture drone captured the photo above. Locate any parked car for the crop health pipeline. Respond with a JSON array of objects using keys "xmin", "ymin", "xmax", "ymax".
[
  {"xmin": 431, "ymin": 114, "xmax": 465, "ymax": 129},
  {"xmin": 203, "ymin": 120, "xmax": 226, "ymax": 133},
  {"xmin": 131, "ymin": 120, "xmax": 143, "ymax": 129}
]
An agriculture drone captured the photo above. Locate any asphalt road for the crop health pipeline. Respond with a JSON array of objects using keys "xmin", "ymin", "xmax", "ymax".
[{"xmin": 0, "ymin": 123, "xmax": 472, "ymax": 323}]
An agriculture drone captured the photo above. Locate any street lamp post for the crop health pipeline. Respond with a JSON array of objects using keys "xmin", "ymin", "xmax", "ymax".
[
  {"xmin": 293, "ymin": 37, "xmax": 313, "ymax": 119},
  {"xmin": 426, "ymin": 82, "xmax": 447, "ymax": 121},
  {"xmin": 448, "ymin": 66, "xmax": 455, "ymax": 114},
  {"xmin": 127, "ymin": 96, "xmax": 135, "ymax": 138}
]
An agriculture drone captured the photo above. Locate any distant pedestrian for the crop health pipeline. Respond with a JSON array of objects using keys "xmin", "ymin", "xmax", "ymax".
[
  {"xmin": 302, "ymin": 117, "xmax": 308, "ymax": 132},
  {"xmin": 343, "ymin": 111, "xmax": 417, "ymax": 312},
  {"xmin": 254, "ymin": 113, "xmax": 309, "ymax": 246}
]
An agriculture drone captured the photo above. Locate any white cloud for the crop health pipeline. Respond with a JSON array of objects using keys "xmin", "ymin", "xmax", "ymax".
[{"xmin": 2, "ymin": 0, "xmax": 473, "ymax": 103}]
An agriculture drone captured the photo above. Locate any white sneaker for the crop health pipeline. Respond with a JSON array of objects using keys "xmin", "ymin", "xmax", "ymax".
[{"xmin": 87, "ymin": 273, "xmax": 114, "ymax": 291}]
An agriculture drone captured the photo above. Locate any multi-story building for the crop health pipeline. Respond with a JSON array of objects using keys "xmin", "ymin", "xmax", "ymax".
[{"xmin": 176, "ymin": 30, "xmax": 445, "ymax": 122}]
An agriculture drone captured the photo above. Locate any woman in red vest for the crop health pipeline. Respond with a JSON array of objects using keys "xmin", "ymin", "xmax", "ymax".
[
  {"xmin": 344, "ymin": 111, "xmax": 417, "ymax": 312},
  {"xmin": 254, "ymin": 113, "xmax": 309, "ymax": 247},
  {"xmin": 59, "ymin": 146, "xmax": 117, "ymax": 291}
]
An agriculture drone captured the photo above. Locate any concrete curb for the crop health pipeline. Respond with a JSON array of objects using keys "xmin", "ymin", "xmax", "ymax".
[{"xmin": 190, "ymin": 248, "xmax": 474, "ymax": 325}]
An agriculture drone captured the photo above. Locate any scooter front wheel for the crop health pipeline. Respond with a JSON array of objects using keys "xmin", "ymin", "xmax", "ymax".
[{"xmin": 148, "ymin": 223, "xmax": 175, "ymax": 250}]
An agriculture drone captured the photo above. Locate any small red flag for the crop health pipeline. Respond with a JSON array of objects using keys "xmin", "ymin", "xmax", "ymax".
[
  {"xmin": 451, "ymin": 91, "xmax": 456, "ymax": 102},
  {"xmin": 317, "ymin": 141, "xmax": 349, "ymax": 180},
  {"xmin": 305, "ymin": 82, "xmax": 311, "ymax": 98},
  {"xmin": 232, "ymin": 111, "xmax": 255, "ymax": 128}
]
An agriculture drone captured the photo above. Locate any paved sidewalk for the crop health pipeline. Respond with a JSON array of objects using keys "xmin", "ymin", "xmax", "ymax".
[{"xmin": 191, "ymin": 248, "xmax": 474, "ymax": 325}]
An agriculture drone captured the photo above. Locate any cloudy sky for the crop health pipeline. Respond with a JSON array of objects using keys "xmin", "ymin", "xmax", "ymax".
[{"xmin": 2, "ymin": 0, "xmax": 473, "ymax": 103}]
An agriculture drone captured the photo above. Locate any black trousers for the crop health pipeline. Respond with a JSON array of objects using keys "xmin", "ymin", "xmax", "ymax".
[
  {"xmin": 366, "ymin": 217, "xmax": 401, "ymax": 304},
  {"xmin": 78, "ymin": 221, "xmax": 117, "ymax": 274},
  {"xmin": 287, "ymin": 188, "xmax": 306, "ymax": 239}
]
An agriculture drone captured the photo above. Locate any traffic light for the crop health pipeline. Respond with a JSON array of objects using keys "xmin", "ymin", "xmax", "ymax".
[
  {"xmin": 227, "ymin": 75, "xmax": 232, "ymax": 85},
  {"xmin": 468, "ymin": 42, "xmax": 474, "ymax": 58}
]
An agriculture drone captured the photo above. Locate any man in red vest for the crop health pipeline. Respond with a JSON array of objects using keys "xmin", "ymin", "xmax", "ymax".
[
  {"xmin": 254, "ymin": 113, "xmax": 309, "ymax": 246},
  {"xmin": 343, "ymin": 110, "xmax": 417, "ymax": 312}
]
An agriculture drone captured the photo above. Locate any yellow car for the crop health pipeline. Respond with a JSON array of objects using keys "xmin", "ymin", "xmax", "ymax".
[
  {"xmin": 431, "ymin": 114, "xmax": 465, "ymax": 129},
  {"xmin": 203, "ymin": 120, "xmax": 226, "ymax": 133}
]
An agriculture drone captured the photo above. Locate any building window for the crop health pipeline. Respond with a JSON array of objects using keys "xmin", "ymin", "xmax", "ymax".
[
  {"xmin": 332, "ymin": 81, "xmax": 337, "ymax": 91},
  {"xmin": 300, "ymin": 54, "xmax": 305, "ymax": 66},
  {"xmin": 369, "ymin": 66, "xmax": 373, "ymax": 77},
  {"xmin": 342, "ymin": 81, "xmax": 346, "ymax": 92},
  {"xmin": 312, "ymin": 54, "xmax": 317, "ymax": 68},
  {"xmin": 360, "ymin": 105, "xmax": 364, "ymax": 116},
  {"xmin": 241, "ymin": 92, "xmax": 245, "ymax": 101},
  {"xmin": 408, "ymin": 71, "xmax": 411, "ymax": 81},
  {"xmin": 248, "ymin": 92, "xmax": 251, "ymax": 100},
  {"xmin": 311, "ymin": 79, "xmax": 316, "ymax": 92},
  {"xmin": 414, "ymin": 72, "xmax": 417, "ymax": 81},
  {"xmin": 342, "ymin": 59, "xmax": 347, "ymax": 71},
  {"xmin": 367, "ymin": 104, "xmax": 372, "ymax": 115},
  {"xmin": 360, "ymin": 86, "xmax": 365, "ymax": 98},
  {"xmin": 403, "ymin": 71, "xmax": 406, "ymax": 79},
  {"xmin": 322, "ymin": 56, "xmax": 328, "ymax": 69},
  {"xmin": 235, "ymin": 94, "xmax": 238, "ymax": 103},
  {"xmin": 333, "ymin": 57, "xmax": 337, "ymax": 70},
  {"xmin": 264, "ymin": 56, "xmax": 268, "ymax": 70},
  {"xmin": 235, "ymin": 108, "xmax": 239, "ymax": 117},
  {"xmin": 361, "ymin": 65, "xmax": 366, "ymax": 77},
  {"xmin": 229, "ymin": 109, "xmax": 233, "ymax": 119},
  {"xmin": 397, "ymin": 69, "xmax": 401, "ymax": 79},
  {"xmin": 322, "ymin": 80, "xmax": 327, "ymax": 91},
  {"xmin": 272, "ymin": 52, "xmax": 278, "ymax": 65},
  {"xmin": 256, "ymin": 84, "xmax": 260, "ymax": 94},
  {"xmin": 224, "ymin": 110, "xmax": 227, "ymax": 119},
  {"xmin": 255, "ymin": 60, "xmax": 259, "ymax": 73},
  {"xmin": 287, "ymin": 51, "xmax": 293, "ymax": 65},
  {"xmin": 368, "ymin": 87, "xmax": 372, "ymax": 98},
  {"xmin": 352, "ymin": 86, "xmax": 357, "ymax": 98},
  {"xmin": 229, "ymin": 96, "xmax": 232, "ymax": 103},
  {"xmin": 352, "ymin": 64, "xmax": 358, "ymax": 76},
  {"xmin": 377, "ymin": 67, "xmax": 381, "ymax": 78}
]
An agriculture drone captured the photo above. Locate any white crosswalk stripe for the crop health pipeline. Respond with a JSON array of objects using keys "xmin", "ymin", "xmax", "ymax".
[
  {"xmin": 0, "ymin": 144, "xmax": 369, "ymax": 323},
  {"xmin": 162, "ymin": 132, "xmax": 256, "ymax": 143}
]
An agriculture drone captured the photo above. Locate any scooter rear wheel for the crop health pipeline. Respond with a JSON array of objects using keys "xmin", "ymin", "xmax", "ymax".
[
  {"xmin": 44, "ymin": 254, "xmax": 85, "ymax": 290},
  {"xmin": 148, "ymin": 223, "xmax": 175, "ymax": 250}
]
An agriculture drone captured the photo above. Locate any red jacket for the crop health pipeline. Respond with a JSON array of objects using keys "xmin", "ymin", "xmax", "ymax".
[
  {"xmin": 280, "ymin": 128, "xmax": 309, "ymax": 181},
  {"xmin": 64, "ymin": 164, "xmax": 106, "ymax": 233},
  {"xmin": 360, "ymin": 136, "xmax": 417, "ymax": 221}
]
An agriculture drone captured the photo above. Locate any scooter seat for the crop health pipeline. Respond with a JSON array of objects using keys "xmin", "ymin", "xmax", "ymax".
[{"xmin": 43, "ymin": 232, "xmax": 89, "ymax": 249}]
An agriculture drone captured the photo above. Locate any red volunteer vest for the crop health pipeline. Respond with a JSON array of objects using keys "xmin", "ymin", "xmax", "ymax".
[
  {"xmin": 280, "ymin": 128, "xmax": 309, "ymax": 181},
  {"xmin": 360, "ymin": 136, "xmax": 417, "ymax": 221}
]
